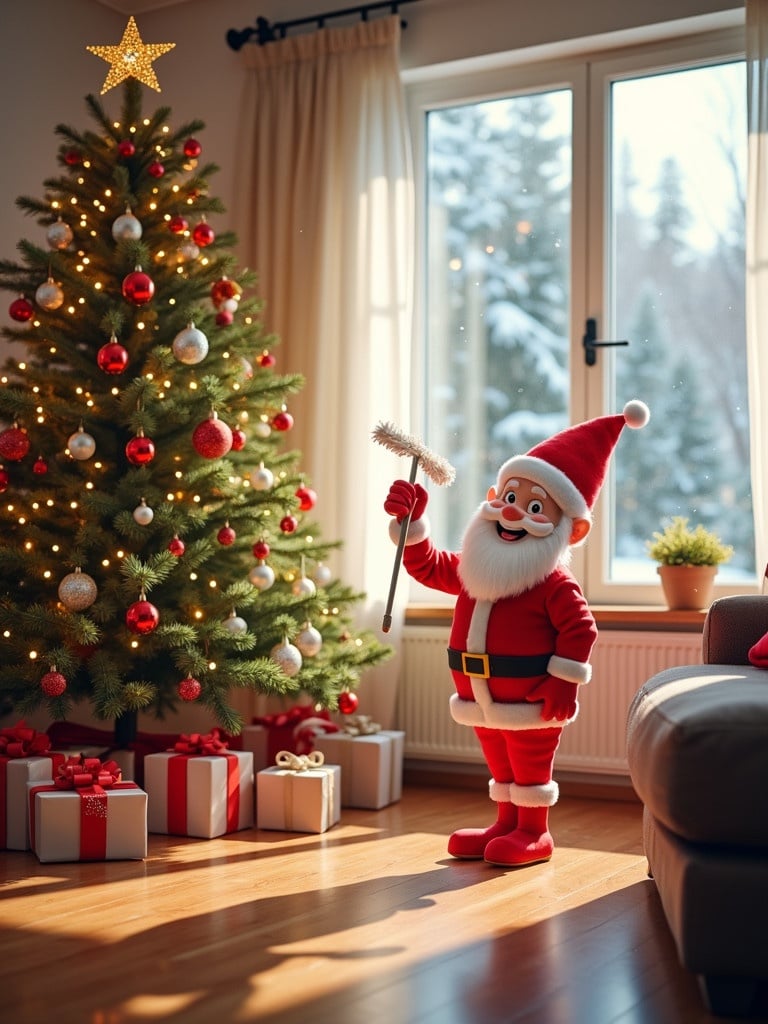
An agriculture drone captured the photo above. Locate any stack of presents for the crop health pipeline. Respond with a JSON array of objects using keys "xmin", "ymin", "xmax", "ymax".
[{"xmin": 0, "ymin": 708, "xmax": 404, "ymax": 862}]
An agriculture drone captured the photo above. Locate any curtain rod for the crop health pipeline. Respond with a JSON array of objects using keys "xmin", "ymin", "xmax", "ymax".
[{"xmin": 226, "ymin": 0, "xmax": 420, "ymax": 51}]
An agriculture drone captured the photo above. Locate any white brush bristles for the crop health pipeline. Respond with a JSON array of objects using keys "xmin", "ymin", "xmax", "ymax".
[{"xmin": 372, "ymin": 421, "xmax": 456, "ymax": 486}]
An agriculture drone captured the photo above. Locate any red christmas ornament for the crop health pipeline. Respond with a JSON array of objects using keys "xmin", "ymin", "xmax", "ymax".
[
  {"xmin": 9, "ymin": 296, "xmax": 34, "ymax": 322},
  {"xmin": 148, "ymin": 160, "xmax": 165, "ymax": 178},
  {"xmin": 192, "ymin": 414, "xmax": 233, "ymax": 459},
  {"xmin": 33, "ymin": 457, "xmax": 48, "ymax": 475},
  {"xmin": 41, "ymin": 670, "xmax": 67, "ymax": 697},
  {"xmin": 215, "ymin": 309, "xmax": 233, "ymax": 327},
  {"xmin": 122, "ymin": 268, "xmax": 154, "ymax": 306},
  {"xmin": 64, "ymin": 149, "xmax": 82, "ymax": 166},
  {"xmin": 230, "ymin": 428, "xmax": 246, "ymax": 451},
  {"xmin": 272, "ymin": 411, "xmax": 294, "ymax": 432},
  {"xmin": 252, "ymin": 539, "xmax": 270, "ymax": 559},
  {"xmin": 97, "ymin": 339, "xmax": 129, "ymax": 374},
  {"xmin": 118, "ymin": 139, "xmax": 136, "ymax": 158},
  {"xmin": 125, "ymin": 434, "xmax": 155, "ymax": 466},
  {"xmin": 217, "ymin": 524, "xmax": 236, "ymax": 546},
  {"xmin": 168, "ymin": 535, "xmax": 186, "ymax": 557},
  {"xmin": 258, "ymin": 351, "xmax": 276, "ymax": 368},
  {"xmin": 192, "ymin": 221, "xmax": 215, "ymax": 247},
  {"xmin": 280, "ymin": 515, "xmax": 298, "ymax": 535},
  {"xmin": 0, "ymin": 426, "xmax": 30, "ymax": 462},
  {"xmin": 169, "ymin": 214, "xmax": 188, "ymax": 234},
  {"xmin": 0, "ymin": 469, "xmax": 9, "ymax": 492},
  {"xmin": 183, "ymin": 138, "xmax": 202, "ymax": 158},
  {"xmin": 338, "ymin": 690, "xmax": 359, "ymax": 715},
  {"xmin": 178, "ymin": 675, "xmax": 202, "ymax": 701},
  {"xmin": 211, "ymin": 278, "xmax": 240, "ymax": 306},
  {"xmin": 296, "ymin": 486, "xmax": 317, "ymax": 511},
  {"xmin": 125, "ymin": 598, "xmax": 160, "ymax": 635}
]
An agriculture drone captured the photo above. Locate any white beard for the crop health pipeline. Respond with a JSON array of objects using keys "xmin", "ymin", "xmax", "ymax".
[{"xmin": 458, "ymin": 510, "xmax": 574, "ymax": 602}]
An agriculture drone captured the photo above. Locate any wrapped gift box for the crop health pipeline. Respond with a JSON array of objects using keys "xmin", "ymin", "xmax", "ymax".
[
  {"xmin": 313, "ymin": 728, "xmax": 405, "ymax": 809},
  {"xmin": 144, "ymin": 740, "xmax": 254, "ymax": 839},
  {"xmin": 242, "ymin": 705, "xmax": 334, "ymax": 771},
  {"xmin": 257, "ymin": 751, "xmax": 340, "ymax": 833},
  {"xmin": 27, "ymin": 758, "xmax": 147, "ymax": 863},
  {"xmin": 1, "ymin": 723, "xmax": 67, "ymax": 851}
]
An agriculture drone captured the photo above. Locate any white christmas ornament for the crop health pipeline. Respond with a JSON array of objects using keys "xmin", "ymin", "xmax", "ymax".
[
  {"xmin": 292, "ymin": 576, "xmax": 317, "ymax": 598},
  {"xmin": 172, "ymin": 322, "xmax": 209, "ymax": 365},
  {"xmin": 112, "ymin": 209, "xmax": 143, "ymax": 242},
  {"xmin": 222, "ymin": 611, "xmax": 248, "ymax": 635},
  {"xmin": 47, "ymin": 218, "xmax": 73, "ymax": 250},
  {"xmin": 67, "ymin": 428, "xmax": 96, "ymax": 460},
  {"xmin": 249, "ymin": 464, "xmax": 274, "ymax": 490},
  {"xmin": 296, "ymin": 624, "xmax": 323, "ymax": 657},
  {"xmin": 35, "ymin": 278, "xmax": 64, "ymax": 311},
  {"xmin": 178, "ymin": 241, "xmax": 200, "ymax": 262},
  {"xmin": 133, "ymin": 499, "xmax": 154, "ymax": 526},
  {"xmin": 253, "ymin": 421, "xmax": 272, "ymax": 439},
  {"xmin": 313, "ymin": 563, "xmax": 333, "ymax": 587},
  {"xmin": 58, "ymin": 568, "xmax": 98, "ymax": 611},
  {"xmin": 248, "ymin": 563, "xmax": 275, "ymax": 590},
  {"xmin": 271, "ymin": 640, "xmax": 303, "ymax": 677}
]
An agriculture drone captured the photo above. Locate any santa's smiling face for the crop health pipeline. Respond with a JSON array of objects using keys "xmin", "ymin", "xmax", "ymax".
[{"xmin": 457, "ymin": 476, "xmax": 590, "ymax": 601}]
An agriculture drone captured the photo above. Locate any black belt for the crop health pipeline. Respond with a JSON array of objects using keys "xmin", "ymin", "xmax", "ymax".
[{"xmin": 447, "ymin": 648, "xmax": 550, "ymax": 679}]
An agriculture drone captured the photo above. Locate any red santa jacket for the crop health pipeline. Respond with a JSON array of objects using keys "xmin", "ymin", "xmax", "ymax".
[{"xmin": 403, "ymin": 537, "xmax": 597, "ymax": 731}]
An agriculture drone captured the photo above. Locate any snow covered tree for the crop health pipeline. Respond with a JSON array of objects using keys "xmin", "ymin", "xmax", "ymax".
[{"xmin": 0, "ymin": 71, "xmax": 390, "ymax": 742}]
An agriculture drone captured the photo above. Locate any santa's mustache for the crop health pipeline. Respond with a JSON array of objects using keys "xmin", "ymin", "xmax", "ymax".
[{"xmin": 478, "ymin": 502, "xmax": 556, "ymax": 538}]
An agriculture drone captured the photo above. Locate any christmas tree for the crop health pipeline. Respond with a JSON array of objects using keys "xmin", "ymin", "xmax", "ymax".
[{"xmin": 0, "ymin": 23, "xmax": 390, "ymax": 742}]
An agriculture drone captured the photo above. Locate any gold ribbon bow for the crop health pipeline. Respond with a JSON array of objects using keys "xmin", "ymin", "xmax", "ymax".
[
  {"xmin": 275, "ymin": 749, "xmax": 326, "ymax": 772},
  {"xmin": 342, "ymin": 715, "xmax": 381, "ymax": 737}
]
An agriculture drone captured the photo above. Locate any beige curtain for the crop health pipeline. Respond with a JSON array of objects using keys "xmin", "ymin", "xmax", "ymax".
[
  {"xmin": 747, "ymin": 0, "xmax": 768, "ymax": 579},
  {"xmin": 235, "ymin": 16, "xmax": 414, "ymax": 725}
]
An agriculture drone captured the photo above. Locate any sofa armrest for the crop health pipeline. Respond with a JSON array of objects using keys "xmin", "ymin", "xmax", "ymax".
[{"xmin": 702, "ymin": 595, "xmax": 768, "ymax": 664}]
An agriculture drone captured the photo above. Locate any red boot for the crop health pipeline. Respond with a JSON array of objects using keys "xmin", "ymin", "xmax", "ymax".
[
  {"xmin": 448, "ymin": 782, "xmax": 517, "ymax": 859},
  {"xmin": 484, "ymin": 791, "xmax": 556, "ymax": 868}
]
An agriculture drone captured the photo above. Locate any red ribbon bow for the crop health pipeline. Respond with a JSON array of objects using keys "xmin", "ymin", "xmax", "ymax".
[
  {"xmin": 0, "ymin": 721, "xmax": 52, "ymax": 760},
  {"xmin": 172, "ymin": 730, "xmax": 229, "ymax": 756},
  {"xmin": 54, "ymin": 754, "xmax": 123, "ymax": 790}
]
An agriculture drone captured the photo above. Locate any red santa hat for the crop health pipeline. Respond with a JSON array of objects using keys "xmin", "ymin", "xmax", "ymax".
[{"xmin": 496, "ymin": 400, "xmax": 650, "ymax": 520}]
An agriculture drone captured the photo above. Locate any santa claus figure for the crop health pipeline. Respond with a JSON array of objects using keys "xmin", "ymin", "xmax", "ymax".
[{"xmin": 384, "ymin": 401, "xmax": 649, "ymax": 867}]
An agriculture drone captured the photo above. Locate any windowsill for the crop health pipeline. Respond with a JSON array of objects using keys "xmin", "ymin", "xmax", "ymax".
[{"xmin": 404, "ymin": 603, "xmax": 706, "ymax": 633}]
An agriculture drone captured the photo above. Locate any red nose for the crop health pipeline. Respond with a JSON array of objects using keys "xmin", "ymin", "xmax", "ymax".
[{"xmin": 501, "ymin": 503, "xmax": 526, "ymax": 523}]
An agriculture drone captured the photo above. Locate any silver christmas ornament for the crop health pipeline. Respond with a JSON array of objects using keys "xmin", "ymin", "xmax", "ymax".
[
  {"xmin": 314, "ymin": 563, "xmax": 333, "ymax": 587},
  {"xmin": 249, "ymin": 464, "xmax": 274, "ymax": 490},
  {"xmin": 253, "ymin": 421, "xmax": 272, "ymax": 439},
  {"xmin": 172, "ymin": 322, "xmax": 209, "ymax": 365},
  {"xmin": 292, "ymin": 575, "xmax": 317, "ymax": 598},
  {"xmin": 46, "ymin": 218, "xmax": 73, "ymax": 250},
  {"xmin": 222, "ymin": 611, "xmax": 248, "ymax": 635},
  {"xmin": 296, "ymin": 624, "xmax": 323, "ymax": 658},
  {"xmin": 248, "ymin": 563, "xmax": 275, "ymax": 591},
  {"xmin": 58, "ymin": 568, "xmax": 98, "ymax": 611},
  {"xmin": 178, "ymin": 241, "xmax": 200, "ymax": 262},
  {"xmin": 133, "ymin": 499, "xmax": 154, "ymax": 526},
  {"xmin": 67, "ymin": 428, "xmax": 96, "ymax": 460},
  {"xmin": 270, "ymin": 640, "xmax": 303, "ymax": 677},
  {"xmin": 35, "ymin": 278, "xmax": 64, "ymax": 311},
  {"xmin": 112, "ymin": 208, "xmax": 143, "ymax": 242}
]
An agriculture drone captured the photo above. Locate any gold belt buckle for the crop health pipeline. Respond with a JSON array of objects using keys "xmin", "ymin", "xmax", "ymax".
[{"xmin": 461, "ymin": 652, "xmax": 490, "ymax": 678}]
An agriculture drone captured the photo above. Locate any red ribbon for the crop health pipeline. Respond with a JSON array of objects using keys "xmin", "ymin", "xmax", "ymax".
[
  {"xmin": 166, "ymin": 732, "xmax": 241, "ymax": 836},
  {"xmin": 1, "ymin": 722, "xmax": 64, "ymax": 849},
  {"xmin": 28, "ymin": 755, "xmax": 135, "ymax": 860},
  {"xmin": 251, "ymin": 705, "xmax": 333, "ymax": 759}
]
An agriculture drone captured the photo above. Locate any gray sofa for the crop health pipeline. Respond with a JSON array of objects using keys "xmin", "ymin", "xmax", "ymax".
[{"xmin": 626, "ymin": 595, "xmax": 768, "ymax": 1017}]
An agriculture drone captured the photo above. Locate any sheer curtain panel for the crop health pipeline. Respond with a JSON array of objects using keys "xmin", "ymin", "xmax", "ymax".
[{"xmin": 235, "ymin": 16, "xmax": 414, "ymax": 725}]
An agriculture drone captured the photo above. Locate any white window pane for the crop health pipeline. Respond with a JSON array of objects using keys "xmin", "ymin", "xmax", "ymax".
[{"xmin": 610, "ymin": 61, "xmax": 753, "ymax": 583}]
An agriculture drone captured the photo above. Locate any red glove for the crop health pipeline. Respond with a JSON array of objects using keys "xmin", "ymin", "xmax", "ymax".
[
  {"xmin": 384, "ymin": 480, "xmax": 428, "ymax": 523},
  {"xmin": 525, "ymin": 675, "xmax": 578, "ymax": 722}
]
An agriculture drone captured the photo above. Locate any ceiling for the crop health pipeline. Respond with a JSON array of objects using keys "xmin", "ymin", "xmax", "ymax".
[{"xmin": 93, "ymin": 0, "xmax": 195, "ymax": 13}]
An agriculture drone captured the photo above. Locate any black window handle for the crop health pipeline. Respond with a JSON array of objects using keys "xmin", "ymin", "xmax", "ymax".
[{"xmin": 582, "ymin": 318, "xmax": 629, "ymax": 366}]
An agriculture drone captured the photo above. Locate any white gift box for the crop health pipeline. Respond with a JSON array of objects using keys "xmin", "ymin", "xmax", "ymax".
[
  {"xmin": 28, "ymin": 783, "xmax": 147, "ymax": 863},
  {"xmin": 313, "ymin": 730, "xmax": 404, "ymax": 809},
  {"xmin": 144, "ymin": 750, "xmax": 254, "ymax": 839},
  {"xmin": 2, "ymin": 754, "xmax": 66, "ymax": 850},
  {"xmin": 257, "ymin": 753, "xmax": 340, "ymax": 833}
]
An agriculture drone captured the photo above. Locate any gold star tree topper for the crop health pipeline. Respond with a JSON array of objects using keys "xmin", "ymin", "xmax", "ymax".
[{"xmin": 87, "ymin": 17, "xmax": 175, "ymax": 94}]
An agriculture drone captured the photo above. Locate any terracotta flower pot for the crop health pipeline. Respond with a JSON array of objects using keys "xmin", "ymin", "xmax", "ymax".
[{"xmin": 657, "ymin": 564, "xmax": 718, "ymax": 611}]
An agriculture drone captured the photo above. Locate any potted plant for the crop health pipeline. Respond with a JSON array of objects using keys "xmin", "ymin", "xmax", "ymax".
[{"xmin": 647, "ymin": 516, "xmax": 733, "ymax": 610}]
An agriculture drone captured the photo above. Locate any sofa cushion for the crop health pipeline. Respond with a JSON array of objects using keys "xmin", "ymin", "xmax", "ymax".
[{"xmin": 627, "ymin": 664, "xmax": 768, "ymax": 847}]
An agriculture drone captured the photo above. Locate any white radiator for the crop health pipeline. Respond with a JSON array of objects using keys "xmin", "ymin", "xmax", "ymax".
[{"xmin": 397, "ymin": 625, "xmax": 702, "ymax": 775}]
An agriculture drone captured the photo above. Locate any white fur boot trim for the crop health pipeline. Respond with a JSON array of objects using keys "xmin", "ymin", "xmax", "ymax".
[
  {"xmin": 489, "ymin": 778, "xmax": 512, "ymax": 802},
  {"xmin": 507, "ymin": 780, "xmax": 559, "ymax": 807}
]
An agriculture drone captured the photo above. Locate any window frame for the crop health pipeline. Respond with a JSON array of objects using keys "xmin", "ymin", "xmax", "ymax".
[{"xmin": 404, "ymin": 21, "xmax": 757, "ymax": 609}]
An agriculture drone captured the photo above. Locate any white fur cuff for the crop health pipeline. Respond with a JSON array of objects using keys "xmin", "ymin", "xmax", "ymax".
[
  {"xmin": 388, "ymin": 515, "xmax": 430, "ymax": 546},
  {"xmin": 547, "ymin": 654, "xmax": 592, "ymax": 685}
]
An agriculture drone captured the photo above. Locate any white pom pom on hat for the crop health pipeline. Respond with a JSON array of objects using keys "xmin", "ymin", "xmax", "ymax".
[{"xmin": 496, "ymin": 400, "xmax": 650, "ymax": 520}]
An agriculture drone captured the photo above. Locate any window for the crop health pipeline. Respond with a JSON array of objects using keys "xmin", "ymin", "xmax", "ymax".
[{"xmin": 407, "ymin": 25, "xmax": 756, "ymax": 605}]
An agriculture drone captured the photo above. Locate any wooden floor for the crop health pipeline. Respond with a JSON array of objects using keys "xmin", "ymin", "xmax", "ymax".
[{"xmin": 1, "ymin": 783, "xmax": 762, "ymax": 1024}]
